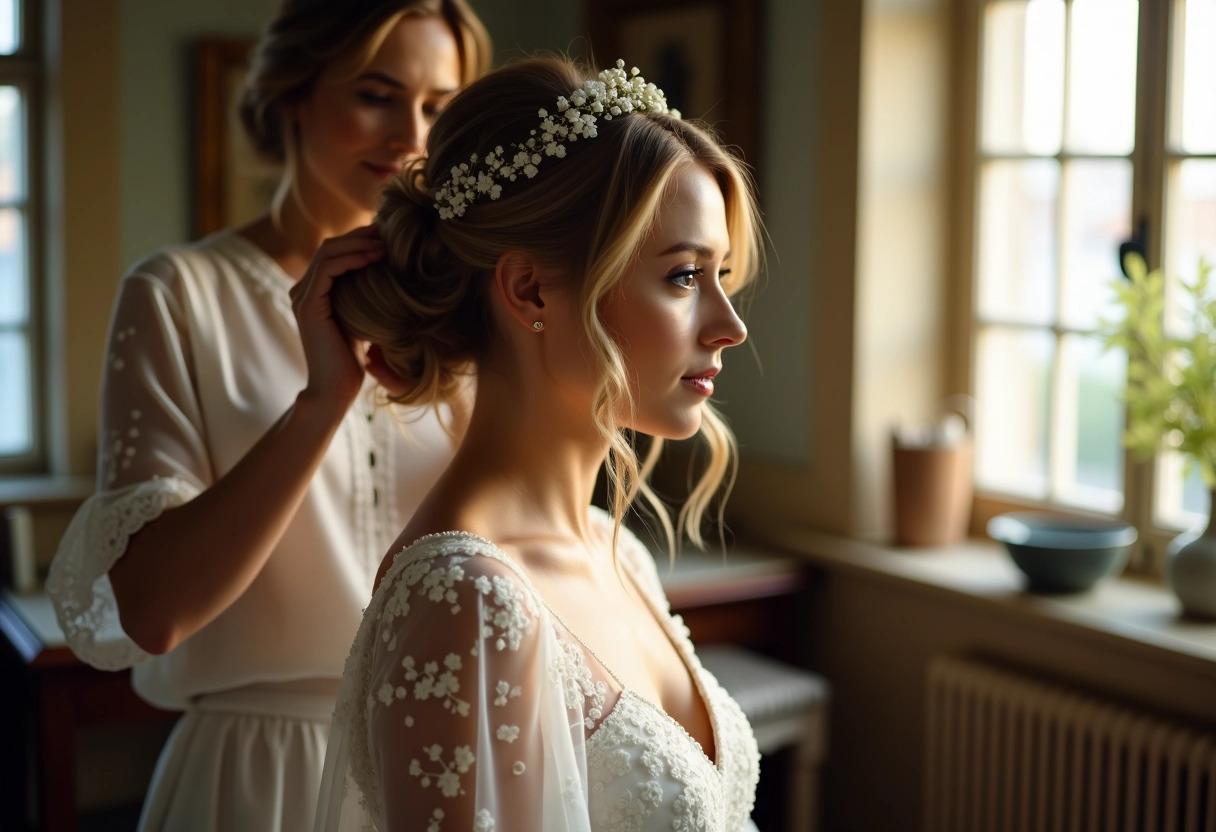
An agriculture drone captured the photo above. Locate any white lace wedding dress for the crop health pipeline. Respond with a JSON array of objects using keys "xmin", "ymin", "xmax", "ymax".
[{"xmin": 315, "ymin": 513, "xmax": 761, "ymax": 831}]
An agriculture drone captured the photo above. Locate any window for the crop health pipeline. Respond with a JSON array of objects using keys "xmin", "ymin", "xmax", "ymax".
[
  {"xmin": 967, "ymin": 0, "xmax": 1216, "ymax": 570},
  {"xmin": 0, "ymin": 0, "xmax": 42, "ymax": 473}
]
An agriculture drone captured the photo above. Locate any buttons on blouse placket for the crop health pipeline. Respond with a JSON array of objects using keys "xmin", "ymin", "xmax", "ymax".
[{"xmin": 366, "ymin": 408, "xmax": 381, "ymax": 562}]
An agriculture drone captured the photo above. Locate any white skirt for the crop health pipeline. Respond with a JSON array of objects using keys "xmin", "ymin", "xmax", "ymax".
[{"xmin": 137, "ymin": 681, "xmax": 337, "ymax": 832}]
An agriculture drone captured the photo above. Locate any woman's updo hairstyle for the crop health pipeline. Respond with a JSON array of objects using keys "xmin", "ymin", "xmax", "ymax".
[
  {"xmin": 333, "ymin": 55, "xmax": 764, "ymax": 549},
  {"xmin": 238, "ymin": 0, "xmax": 491, "ymax": 163}
]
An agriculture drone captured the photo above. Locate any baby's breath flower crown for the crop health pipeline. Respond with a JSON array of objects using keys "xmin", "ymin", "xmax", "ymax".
[{"xmin": 433, "ymin": 60, "xmax": 680, "ymax": 220}]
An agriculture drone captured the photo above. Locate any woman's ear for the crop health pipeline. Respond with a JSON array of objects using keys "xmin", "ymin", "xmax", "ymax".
[{"xmin": 493, "ymin": 250, "xmax": 546, "ymax": 333}]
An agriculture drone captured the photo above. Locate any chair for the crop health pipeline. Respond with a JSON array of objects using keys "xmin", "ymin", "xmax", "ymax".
[{"xmin": 698, "ymin": 644, "xmax": 830, "ymax": 832}]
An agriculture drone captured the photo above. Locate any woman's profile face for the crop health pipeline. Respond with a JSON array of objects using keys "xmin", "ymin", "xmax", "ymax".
[
  {"xmin": 600, "ymin": 163, "xmax": 748, "ymax": 440},
  {"xmin": 292, "ymin": 14, "xmax": 462, "ymax": 220}
]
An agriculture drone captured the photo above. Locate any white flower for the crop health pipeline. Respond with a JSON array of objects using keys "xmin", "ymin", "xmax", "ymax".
[
  {"xmin": 437, "ymin": 769, "xmax": 461, "ymax": 797},
  {"xmin": 473, "ymin": 809, "xmax": 495, "ymax": 832},
  {"xmin": 432, "ymin": 60, "xmax": 676, "ymax": 221},
  {"xmin": 453, "ymin": 745, "xmax": 475, "ymax": 772},
  {"xmin": 496, "ymin": 724, "xmax": 520, "ymax": 743}
]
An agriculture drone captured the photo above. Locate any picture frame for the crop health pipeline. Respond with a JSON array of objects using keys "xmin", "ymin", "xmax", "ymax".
[
  {"xmin": 192, "ymin": 38, "xmax": 283, "ymax": 238},
  {"xmin": 584, "ymin": 0, "xmax": 763, "ymax": 174}
]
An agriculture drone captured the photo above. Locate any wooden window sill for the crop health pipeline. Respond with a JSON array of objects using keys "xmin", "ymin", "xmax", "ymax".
[{"xmin": 742, "ymin": 525, "xmax": 1216, "ymax": 679}]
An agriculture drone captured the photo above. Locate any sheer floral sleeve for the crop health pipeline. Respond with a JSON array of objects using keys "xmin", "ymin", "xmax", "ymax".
[
  {"xmin": 46, "ymin": 258, "xmax": 210, "ymax": 670},
  {"xmin": 318, "ymin": 537, "xmax": 593, "ymax": 832}
]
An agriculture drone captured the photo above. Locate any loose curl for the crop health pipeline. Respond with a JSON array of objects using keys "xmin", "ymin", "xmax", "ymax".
[{"xmin": 331, "ymin": 56, "xmax": 764, "ymax": 553}]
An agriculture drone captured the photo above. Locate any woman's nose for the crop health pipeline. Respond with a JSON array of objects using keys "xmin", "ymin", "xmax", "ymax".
[
  {"xmin": 702, "ymin": 295, "xmax": 747, "ymax": 348},
  {"xmin": 388, "ymin": 106, "xmax": 427, "ymax": 157}
]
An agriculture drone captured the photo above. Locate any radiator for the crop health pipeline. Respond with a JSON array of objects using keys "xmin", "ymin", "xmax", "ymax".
[{"xmin": 925, "ymin": 655, "xmax": 1216, "ymax": 832}]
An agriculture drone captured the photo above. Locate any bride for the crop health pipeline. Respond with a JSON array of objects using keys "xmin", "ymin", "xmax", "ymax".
[{"xmin": 312, "ymin": 56, "xmax": 765, "ymax": 831}]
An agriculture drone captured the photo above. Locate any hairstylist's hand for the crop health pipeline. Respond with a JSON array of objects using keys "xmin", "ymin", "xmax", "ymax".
[
  {"xmin": 363, "ymin": 342, "xmax": 417, "ymax": 400},
  {"xmin": 290, "ymin": 224, "xmax": 384, "ymax": 411}
]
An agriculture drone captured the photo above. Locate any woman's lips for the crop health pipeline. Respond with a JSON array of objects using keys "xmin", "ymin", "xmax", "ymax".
[
  {"xmin": 362, "ymin": 162, "xmax": 400, "ymax": 179},
  {"xmin": 681, "ymin": 370, "xmax": 718, "ymax": 396}
]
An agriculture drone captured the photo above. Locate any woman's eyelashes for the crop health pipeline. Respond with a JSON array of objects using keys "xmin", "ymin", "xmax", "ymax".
[
  {"xmin": 668, "ymin": 266, "xmax": 733, "ymax": 289},
  {"xmin": 355, "ymin": 90, "xmax": 447, "ymax": 122},
  {"xmin": 358, "ymin": 92, "xmax": 394, "ymax": 107},
  {"xmin": 669, "ymin": 268, "xmax": 703, "ymax": 289}
]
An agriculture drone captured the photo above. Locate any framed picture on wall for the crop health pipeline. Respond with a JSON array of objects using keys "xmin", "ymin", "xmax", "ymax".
[
  {"xmin": 193, "ymin": 38, "xmax": 282, "ymax": 238},
  {"xmin": 584, "ymin": 0, "xmax": 763, "ymax": 174}
]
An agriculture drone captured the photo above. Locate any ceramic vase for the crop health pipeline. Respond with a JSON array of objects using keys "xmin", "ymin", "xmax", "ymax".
[{"xmin": 1167, "ymin": 489, "xmax": 1216, "ymax": 620}]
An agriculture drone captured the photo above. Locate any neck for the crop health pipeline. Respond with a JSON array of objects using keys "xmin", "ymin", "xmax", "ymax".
[
  {"xmin": 241, "ymin": 178, "xmax": 373, "ymax": 280},
  {"xmin": 423, "ymin": 368, "xmax": 613, "ymax": 547}
]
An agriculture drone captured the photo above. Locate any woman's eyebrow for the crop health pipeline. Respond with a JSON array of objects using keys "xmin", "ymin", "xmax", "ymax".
[
  {"xmin": 356, "ymin": 71, "xmax": 404, "ymax": 88},
  {"xmin": 656, "ymin": 241, "xmax": 731, "ymax": 259}
]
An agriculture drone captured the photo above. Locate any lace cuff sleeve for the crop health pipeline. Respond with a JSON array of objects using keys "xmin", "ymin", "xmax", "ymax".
[
  {"xmin": 46, "ymin": 262, "xmax": 213, "ymax": 670},
  {"xmin": 45, "ymin": 477, "xmax": 200, "ymax": 670}
]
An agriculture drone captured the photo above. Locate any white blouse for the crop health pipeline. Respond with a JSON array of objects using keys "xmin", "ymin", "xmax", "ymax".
[
  {"xmin": 46, "ymin": 230, "xmax": 456, "ymax": 711},
  {"xmin": 316, "ymin": 513, "xmax": 761, "ymax": 831}
]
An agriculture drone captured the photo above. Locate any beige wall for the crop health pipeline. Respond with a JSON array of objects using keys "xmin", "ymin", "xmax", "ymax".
[{"xmin": 53, "ymin": 0, "xmax": 121, "ymax": 477}]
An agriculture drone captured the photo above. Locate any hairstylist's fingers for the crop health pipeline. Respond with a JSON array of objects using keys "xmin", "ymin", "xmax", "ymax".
[
  {"xmin": 335, "ymin": 223, "xmax": 381, "ymax": 240},
  {"xmin": 313, "ymin": 236, "xmax": 385, "ymax": 268},
  {"xmin": 294, "ymin": 244, "xmax": 384, "ymax": 308},
  {"xmin": 364, "ymin": 343, "xmax": 417, "ymax": 399},
  {"xmin": 303, "ymin": 250, "xmax": 384, "ymax": 299}
]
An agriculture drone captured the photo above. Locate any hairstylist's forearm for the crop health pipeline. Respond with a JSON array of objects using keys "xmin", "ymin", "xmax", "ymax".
[{"xmin": 109, "ymin": 390, "xmax": 349, "ymax": 654}]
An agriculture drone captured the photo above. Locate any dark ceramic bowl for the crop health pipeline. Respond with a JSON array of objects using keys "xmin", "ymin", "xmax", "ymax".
[{"xmin": 987, "ymin": 511, "xmax": 1137, "ymax": 594}]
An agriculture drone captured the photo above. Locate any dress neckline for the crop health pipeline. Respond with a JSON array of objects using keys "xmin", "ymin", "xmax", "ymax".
[
  {"xmin": 393, "ymin": 527, "xmax": 725, "ymax": 771},
  {"xmin": 215, "ymin": 229, "xmax": 297, "ymax": 292}
]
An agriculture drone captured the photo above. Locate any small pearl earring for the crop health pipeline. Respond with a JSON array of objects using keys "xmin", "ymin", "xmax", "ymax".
[{"xmin": 532, "ymin": 321, "xmax": 544, "ymax": 332}]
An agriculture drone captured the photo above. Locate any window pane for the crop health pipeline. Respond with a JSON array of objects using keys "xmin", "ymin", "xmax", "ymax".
[
  {"xmin": 977, "ymin": 159, "xmax": 1058, "ymax": 324},
  {"xmin": 1164, "ymin": 159, "xmax": 1216, "ymax": 333},
  {"xmin": 1155, "ymin": 450, "xmax": 1208, "ymax": 530},
  {"xmin": 1173, "ymin": 0, "xmax": 1216, "ymax": 153},
  {"xmin": 981, "ymin": 0, "xmax": 1064, "ymax": 155},
  {"xmin": 0, "ymin": 0, "xmax": 17, "ymax": 56},
  {"xmin": 0, "ymin": 86, "xmax": 25, "ymax": 202},
  {"xmin": 975, "ymin": 326, "xmax": 1053, "ymax": 496},
  {"xmin": 0, "ymin": 328, "xmax": 30, "ymax": 454},
  {"xmin": 1065, "ymin": 0, "xmax": 1138, "ymax": 154},
  {"xmin": 0, "ymin": 207, "xmax": 26, "ymax": 325},
  {"xmin": 1056, "ymin": 334, "xmax": 1125, "ymax": 511},
  {"xmin": 1059, "ymin": 160, "xmax": 1132, "ymax": 330}
]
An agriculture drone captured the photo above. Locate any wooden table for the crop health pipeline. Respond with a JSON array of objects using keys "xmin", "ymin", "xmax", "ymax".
[
  {"xmin": 658, "ymin": 544, "xmax": 812, "ymax": 662},
  {"xmin": 0, "ymin": 591, "xmax": 177, "ymax": 832},
  {"xmin": 0, "ymin": 545, "xmax": 808, "ymax": 831}
]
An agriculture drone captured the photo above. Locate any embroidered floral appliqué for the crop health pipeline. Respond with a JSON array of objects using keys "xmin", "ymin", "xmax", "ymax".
[{"xmin": 408, "ymin": 743, "xmax": 475, "ymax": 797}]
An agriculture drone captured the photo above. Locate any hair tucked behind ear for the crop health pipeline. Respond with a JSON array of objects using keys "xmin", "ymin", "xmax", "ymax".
[
  {"xmin": 331, "ymin": 56, "xmax": 765, "ymax": 554},
  {"xmin": 330, "ymin": 161, "xmax": 491, "ymax": 409}
]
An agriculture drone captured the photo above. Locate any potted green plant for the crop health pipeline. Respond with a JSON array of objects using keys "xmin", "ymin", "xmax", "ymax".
[{"xmin": 1103, "ymin": 253, "xmax": 1216, "ymax": 618}]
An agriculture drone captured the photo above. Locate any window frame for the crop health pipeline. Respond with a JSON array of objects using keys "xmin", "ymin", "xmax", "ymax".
[
  {"xmin": 0, "ymin": 0, "xmax": 46, "ymax": 475},
  {"xmin": 955, "ymin": 0, "xmax": 1189, "ymax": 575}
]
